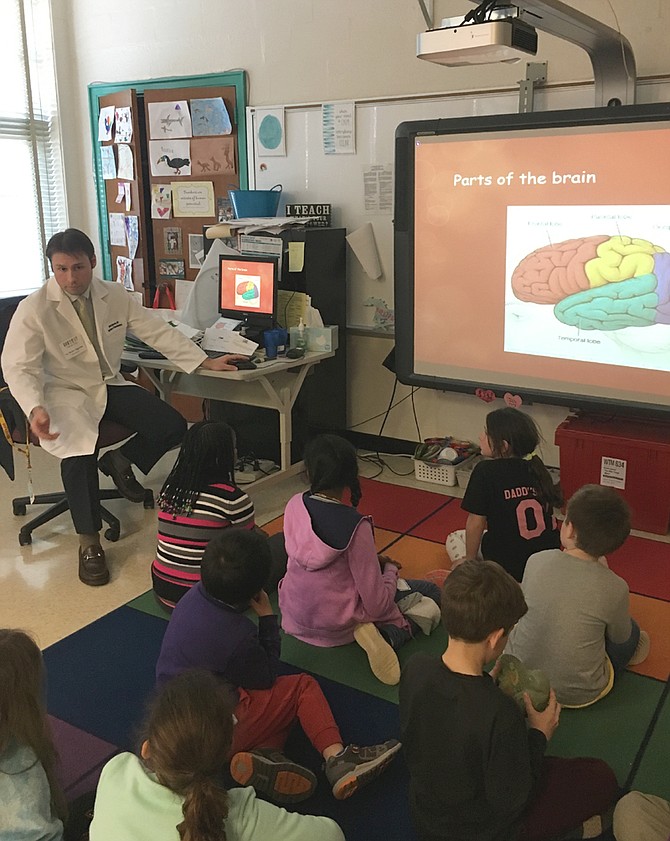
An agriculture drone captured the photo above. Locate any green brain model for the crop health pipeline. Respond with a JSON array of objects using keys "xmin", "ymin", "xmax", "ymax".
[{"xmin": 496, "ymin": 654, "xmax": 550, "ymax": 712}]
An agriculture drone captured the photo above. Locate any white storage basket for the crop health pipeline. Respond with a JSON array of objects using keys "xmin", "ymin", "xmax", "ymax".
[
  {"xmin": 413, "ymin": 459, "xmax": 459, "ymax": 487},
  {"xmin": 456, "ymin": 454, "xmax": 484, "ymax": 489}
]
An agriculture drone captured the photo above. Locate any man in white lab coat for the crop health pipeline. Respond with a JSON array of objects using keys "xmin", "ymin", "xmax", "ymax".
[{"xmin": 2, "ymin": 229, "xmax": 245, "ymax": 586}]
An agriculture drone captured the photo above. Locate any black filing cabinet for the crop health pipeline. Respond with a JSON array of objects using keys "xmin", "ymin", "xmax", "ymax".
[{"xmin": 211, "ymin": 227, "xmax": 347, "ymax": 463}]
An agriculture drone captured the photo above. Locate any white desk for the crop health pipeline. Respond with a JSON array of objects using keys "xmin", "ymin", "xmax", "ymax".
[{"xmin": 122, "ymin": 350, "xmax": 335, "ymax": 488}]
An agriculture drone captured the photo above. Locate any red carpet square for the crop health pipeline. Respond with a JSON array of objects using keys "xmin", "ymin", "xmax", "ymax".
[
  {"xmin": 409, "ymin": 497, "xmax": 468, "ymax": 543},
  {"xmin": 358, "ymin": 476, "xmax": 449, "ymax": 532},
  {"xmin": 609, "ymin": 536, "xmax": 670, "ymax": 601}
]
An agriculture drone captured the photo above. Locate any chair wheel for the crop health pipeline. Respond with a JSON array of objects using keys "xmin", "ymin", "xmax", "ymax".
[
  {"xmin": 19, "ymin": 532, "xmax": 32, "ymax": 546},
  {"xmin": 13, "ymin": 502, "xmax": 26, "ymax": 516},
  {"xmin": 143, "ymin": 490, "xmax": 155, "ymax": 509},
  {"xmin": 104, "ymin": 526, "xmax": 120, "ymax": 542}
]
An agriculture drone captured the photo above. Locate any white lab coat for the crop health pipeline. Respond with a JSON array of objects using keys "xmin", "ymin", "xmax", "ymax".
[{"xmin": 2, "ymin": 276, "xmax": 207, "ymax": 459}]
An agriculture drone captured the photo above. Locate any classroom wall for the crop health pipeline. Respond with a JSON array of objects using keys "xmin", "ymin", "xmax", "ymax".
[{"xmin": 52, "ymin": 0, "xmax": 670, "ymax": 464}]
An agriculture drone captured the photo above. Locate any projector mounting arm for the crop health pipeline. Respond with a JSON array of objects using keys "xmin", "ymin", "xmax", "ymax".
[{"xmin": 468, "ymin": 0, "xmax": 637, "ymax": 106}]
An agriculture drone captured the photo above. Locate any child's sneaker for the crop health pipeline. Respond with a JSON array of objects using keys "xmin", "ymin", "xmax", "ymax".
[
  {"xmin": 230, "ymin": 748, "xmax": 317, "ymax": 804},
  {"xmin": 628, "ymin": 629, "xmax": 650, "ymax": 666},
  {"xmin": 325, "ymin": 740, "xmax": 402, "ymax": 800},
  {"xmin": 353, "ymin": 623, "xmax": 400, "ymax": 685},
  {"xmin": 445, "ymin": 530, "xmax": 467, "ymax": 568}
]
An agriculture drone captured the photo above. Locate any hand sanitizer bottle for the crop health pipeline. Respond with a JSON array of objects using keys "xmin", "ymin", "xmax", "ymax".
[{"xmin": 295, "ymin": 318, "xmax": 307, "ymax": 351}]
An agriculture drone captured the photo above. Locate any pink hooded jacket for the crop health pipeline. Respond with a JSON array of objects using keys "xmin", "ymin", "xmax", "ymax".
[{"xmin": 278, "ymin": 492, "xmax": 410, "ymax": 646}]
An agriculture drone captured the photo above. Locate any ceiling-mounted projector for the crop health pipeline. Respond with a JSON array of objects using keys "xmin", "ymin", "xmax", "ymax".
[{"xmin": 417, "ymin": 18, "xmax": 538, "ymax": 66}]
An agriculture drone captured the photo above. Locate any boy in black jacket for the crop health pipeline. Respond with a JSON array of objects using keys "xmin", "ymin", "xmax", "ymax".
[{"xmin": 399, "ymin": 560, "xmax": 618, "ymax": 841}]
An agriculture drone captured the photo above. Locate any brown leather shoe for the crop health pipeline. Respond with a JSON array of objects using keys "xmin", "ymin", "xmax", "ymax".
[
  {"xmin": 98, "ymin": 451, "xmax": 146, "ymax": 503},
  {"xmin": 78, "ymin": 544, "xmax": 110, "ymax": 586}
]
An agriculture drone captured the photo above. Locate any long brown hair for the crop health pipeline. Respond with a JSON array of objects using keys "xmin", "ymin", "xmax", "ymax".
[
  {"xmin": 485, "ymin": 407, "xmax": 563, "ymax": 510},
  {"xmin": 0, "ymin": 629, "xmax": 67, "ymax": 822},
  {"xmin": 141, "ymin": 671, "xmax": 233, "ymax": 841}
]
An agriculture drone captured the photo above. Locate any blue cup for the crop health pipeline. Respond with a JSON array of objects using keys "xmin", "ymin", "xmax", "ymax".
[{"xmin": 263, "ymin": 327, "xmax": 288, "ymax": 359}]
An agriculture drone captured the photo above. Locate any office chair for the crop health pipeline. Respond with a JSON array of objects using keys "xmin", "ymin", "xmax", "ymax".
[{"xmin": 5, "ymin": 399, "xmax": 154, "ymax": 546}]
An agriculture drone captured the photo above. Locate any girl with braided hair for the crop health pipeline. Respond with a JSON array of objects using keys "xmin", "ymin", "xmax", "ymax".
[
  {"xmin": 152, "ymin": 420, "xmax": 285, "ymax": 609},
  {"xmin": 446, "ymin": 407, "xmax": 563, "ymax": 581},
  {"xmin": 90, "ymin": 670, "xmax": 344, "ymax": 841},
  {"xmin": 279, "ymin": 434, "xmax": 441, "ymax": 686}
]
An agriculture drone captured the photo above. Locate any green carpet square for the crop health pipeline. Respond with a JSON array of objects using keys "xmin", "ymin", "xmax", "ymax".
[
  {"xmin": 279, "ymin": 626, "xmax": 449, "ymax": 704},
  {"xmin": 126, "ymin": 590, "xmax": 170, "ymax": 620},
  {"xmin": 630, "ymin": 687, "xmax": 670, "ymax": 799},
  {"xmin": 547, "ymin": 671, "xmax": 665, "ymax": 785}
]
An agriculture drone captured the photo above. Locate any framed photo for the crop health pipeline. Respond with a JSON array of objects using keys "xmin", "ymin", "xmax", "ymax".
[
  {"xmin": 158, "ymin": 259, "xmax": 185, "ymax": 280},
  {"xmin": 188, "ymin": 233, "xmax": 205, "ymax": 269},
  {"xmin": 163, "ymin": 226, "xmax": 182, "ymax": 255},
  {"xmin": 216, "ymin": 195, "xmax": 234, "ymax": 222}
]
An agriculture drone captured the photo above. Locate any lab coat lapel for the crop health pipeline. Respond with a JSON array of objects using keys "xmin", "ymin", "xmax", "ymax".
[
  {"xmin": 47, "ymin": 275, "xmax": 82, "ymax": 334},
  {"xmin": 90, "ymin": 278, "xmax": 115, "ymax": 372}
]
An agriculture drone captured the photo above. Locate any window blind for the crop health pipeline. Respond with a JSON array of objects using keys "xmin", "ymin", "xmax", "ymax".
[{"xmin": 0, "ymin": 0, "xmax": 66, "ymax": 295}]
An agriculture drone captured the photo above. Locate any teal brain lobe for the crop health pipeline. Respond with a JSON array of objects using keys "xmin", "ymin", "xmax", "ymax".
[{"xmin": 553, "ymin": 275, "xmax": 659, "ymax": 331}]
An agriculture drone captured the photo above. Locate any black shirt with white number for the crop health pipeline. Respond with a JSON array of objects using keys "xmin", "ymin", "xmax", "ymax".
[{"xmin": 462, "ymin": 458, "xmax": 560, "ymax": 581}]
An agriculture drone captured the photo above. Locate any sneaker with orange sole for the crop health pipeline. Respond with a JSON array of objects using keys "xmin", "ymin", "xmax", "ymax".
[
  {"xmin": 230, "ymin": 749, "xmax": 317, "ymax": 804},
  {"xmin": 325, "ymin": 740, "xmax": 402, "ymax": 800}
]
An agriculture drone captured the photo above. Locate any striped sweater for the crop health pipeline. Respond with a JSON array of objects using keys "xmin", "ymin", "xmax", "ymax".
[{"xmin": 152, "ymin": 482, "xmax": 254, "ymax": 608}]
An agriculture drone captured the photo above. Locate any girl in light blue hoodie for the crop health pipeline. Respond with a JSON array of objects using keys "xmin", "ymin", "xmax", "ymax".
[{"xmin": 0, "ymin": 629, "xmax": 66, "ymax": 841}]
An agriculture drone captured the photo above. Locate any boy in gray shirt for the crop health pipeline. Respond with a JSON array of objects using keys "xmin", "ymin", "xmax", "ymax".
[{"xmin": 506, "ymin": 484, "xmax": 650, "ymax": 707}]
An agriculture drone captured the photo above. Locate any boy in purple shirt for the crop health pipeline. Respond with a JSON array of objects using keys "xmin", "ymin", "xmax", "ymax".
[{"xmin": 156, "ymin": 528, "xmax": 400, "ymax": 804}]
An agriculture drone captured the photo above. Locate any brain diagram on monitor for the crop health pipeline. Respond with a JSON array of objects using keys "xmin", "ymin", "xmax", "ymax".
[{"xmin": 235, "ymin": 276, "xmax": 262, "ymax": 308}]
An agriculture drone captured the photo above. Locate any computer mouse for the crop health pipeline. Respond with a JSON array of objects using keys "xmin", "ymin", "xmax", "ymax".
[
  {"xmin": 286, "ymin": 348, "xmax": 306, "ymax": 359},
  {"xmin": 232, "ymin": 359, "xmax": 257, "ymax": 370}
]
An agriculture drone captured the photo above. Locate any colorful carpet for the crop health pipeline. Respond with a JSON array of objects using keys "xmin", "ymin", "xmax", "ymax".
[{"xmin": 44, "ymin": 475, "xmax": 670, "ymax": 839}]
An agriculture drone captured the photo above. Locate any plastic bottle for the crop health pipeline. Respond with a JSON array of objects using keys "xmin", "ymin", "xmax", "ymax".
[{"xmin": 295, "ymin": 318, "xmax": 307, "ymax": 351}]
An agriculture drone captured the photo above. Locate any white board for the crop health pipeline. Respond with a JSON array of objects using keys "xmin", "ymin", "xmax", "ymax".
[{"xmin": 247, "ymin": 78, "xmax": 670, "ymax": 329}]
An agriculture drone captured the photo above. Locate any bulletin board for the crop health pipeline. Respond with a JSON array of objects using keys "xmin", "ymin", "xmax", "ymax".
[
  {"xmin": 247, "ymin": 77, "xmax": 670, "ymax": 330},
  {"xmin": 144, "ymin": 86, "xmax": 240, "ymax": 291},
  {"xmin": 89, "ymin": 71, "xmax": 247, "ymax": 300},
  {"xmin": 96, "ymin": 88, "xmax": 148, "ymax": 298}
]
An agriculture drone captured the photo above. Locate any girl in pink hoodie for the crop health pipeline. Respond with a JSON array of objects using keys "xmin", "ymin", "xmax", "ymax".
[{"xmin": 279, "ymin": 435, "xmax": 440, "ymax": 685}]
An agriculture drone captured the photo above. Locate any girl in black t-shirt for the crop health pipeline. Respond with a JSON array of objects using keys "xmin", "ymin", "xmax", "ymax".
[{"xmin": 446, "ymin": 408, "xmax": 563, "ymax": 581}]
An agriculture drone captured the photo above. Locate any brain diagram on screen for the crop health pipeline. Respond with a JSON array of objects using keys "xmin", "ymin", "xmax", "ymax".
[
  {"xmin": 511, "ymin": 235, "xmax": 670, "ymax": 331},
  {"xmin": 235, "ymin": 276, "xmax": 260, "ymax": 308}
]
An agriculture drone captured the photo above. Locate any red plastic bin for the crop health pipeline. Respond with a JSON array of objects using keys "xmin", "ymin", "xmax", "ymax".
[{"xmin": 555, "ymin": 414, "xmax": 670, "ymax": 535}]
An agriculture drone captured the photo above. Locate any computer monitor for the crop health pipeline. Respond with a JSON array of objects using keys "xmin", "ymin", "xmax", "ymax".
[{"xmin": 218, "ymin": 253, "xmax": 278, "ymax": 332}]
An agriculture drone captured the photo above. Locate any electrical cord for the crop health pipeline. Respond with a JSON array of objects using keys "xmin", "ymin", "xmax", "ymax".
[
  {"xmin": 351, "ymin": 375, "xmax": 423, "ymax": 478},
  {"xmin": 603, "ymin": 0, "xmax": 635, "ymax": 83},
  {"xmin": 282, "ymin": 289, "xmax": 296, "ymax": 329},
  {"xmin": 347, "ymin": 386, "xmax": 418, "ymax": 431},
  {"xmin": 411, "ymin": 388, "xmax": 422, "ymax": 443},
  {"xmin": 461, "ymin": 0, "xmax": 501, "ymax": 26}
]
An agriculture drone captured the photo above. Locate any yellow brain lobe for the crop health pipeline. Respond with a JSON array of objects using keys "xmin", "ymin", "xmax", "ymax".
[{"xmin": 585, "ymin": 235, "xmax": 665, "ymax": 287}]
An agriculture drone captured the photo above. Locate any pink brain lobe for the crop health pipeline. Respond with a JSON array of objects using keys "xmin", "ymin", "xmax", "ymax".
[{"xmin": 511, "ymin": 235, "xmax": 610, "ymax": 304}]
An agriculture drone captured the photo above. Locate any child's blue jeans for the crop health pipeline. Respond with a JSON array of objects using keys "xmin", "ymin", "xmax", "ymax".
[
  {"xmin": 606, "ymin": 618, "xmax": 641, "ymax": 673},
  {"xmin": 379, "ymin": 579, "xmax": 441, "ymax": 650}
]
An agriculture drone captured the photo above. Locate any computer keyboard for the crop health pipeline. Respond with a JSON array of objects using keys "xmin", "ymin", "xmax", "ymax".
[{"xmin": 136, "ymin": 349, "xmax": 226, "ymax": 360}]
